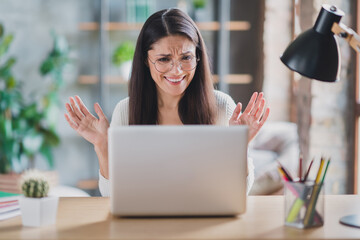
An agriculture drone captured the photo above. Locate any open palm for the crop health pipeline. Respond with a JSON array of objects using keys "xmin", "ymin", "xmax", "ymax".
[
  {"xmin": 65, "ymin": 96, "xmax": 109, "ymax": 146},
  {"xmin": 229, "ymin": 92, "xmax": 270, "ymax": 142}
]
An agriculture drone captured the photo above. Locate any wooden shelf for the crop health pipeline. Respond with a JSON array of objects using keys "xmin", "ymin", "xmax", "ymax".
[
  {"xmin": 77, "ymin": 179, "xmax": 98, "ymax": 190},
  {"xmin": 197, "ymin": 21, "xmax": 251, "ymax": 31},
  {"xmin": 213, "ymin": 74, "xmax": 252, "ymax": 84},
  {"xmin": 78, "ymin": 75, "xmax": 127, "ymax": 84},
  {"xmin": 78, "ymin": 74, "xmax": 252, "ymax": 85},
  {"xmin": 78, "ymin": 21, "xmax": 251, "ymax": 31}
]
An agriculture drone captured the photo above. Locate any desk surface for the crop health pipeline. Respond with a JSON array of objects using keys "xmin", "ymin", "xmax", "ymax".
[{"xmin": 1, "ymin": 195, "xmax": 360, "ymax": 239}]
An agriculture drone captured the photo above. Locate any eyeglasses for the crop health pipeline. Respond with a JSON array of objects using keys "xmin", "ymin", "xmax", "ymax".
[{"xmin": 148, "ymin": 55, "xmax": 199, "ymax": 73}]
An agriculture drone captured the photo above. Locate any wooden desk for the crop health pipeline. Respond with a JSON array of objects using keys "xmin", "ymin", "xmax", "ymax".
[{"xmin": 1, "ymin": 195, "xmax": 360, "ymax": 239}]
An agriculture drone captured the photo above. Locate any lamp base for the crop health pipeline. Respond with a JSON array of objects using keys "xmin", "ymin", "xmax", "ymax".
[{"xmin": 339, "ymin": 214, "xmax": 360, "ymax": 228}]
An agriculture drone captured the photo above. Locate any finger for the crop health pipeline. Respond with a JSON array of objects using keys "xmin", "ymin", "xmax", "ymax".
[
  {"xmin": 259, "ymin": 107, "xmax": 270, "ymax": 127},
  {"xmin": 70, "ymin": 97, "xmax": 85, "ymax": 120},
  {"xmin": 229, "ymin": 103, "xmax": 242, "ymax": 123},
  {"xmin": 242, "ymin": 92, "xmax": 258, "ymax": 115},
  {"xmin": 65, "ymin": 103, "xmax": 81, "ymax": 122},
  {"xmin": 75, "ymin": 95, "xmax": 93, "ymax": 118},
  {"xmin": 94, "ymin": 103, "xmax": 108, "ymax": 121},
  {"xmin": 250, "ymin": 92, "xmax": 264, "ymax": 116},
  {"xmin": 64, "ymin": 113, "xmax": 79, "ymax": 129},
  {"xmin": 254, "ymin": 99, "xmax": 265, "ymax": 120}
]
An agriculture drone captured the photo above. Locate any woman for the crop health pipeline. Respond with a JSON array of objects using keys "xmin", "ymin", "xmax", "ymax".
[{"xmin": 65, "ymin": 8, "xmax": 270, "ymax": 196}]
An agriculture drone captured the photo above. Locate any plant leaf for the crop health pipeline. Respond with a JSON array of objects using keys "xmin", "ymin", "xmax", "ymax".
[
  {"xmin": 0, "ymin": 35, "xmax": 14, "ymax": 57},
  {"xmin": 22, "ymin": 130, "xmax": 44, "ymax": 155},
  {"xmin": 41, "ymin": 128, "xmax": 60, "ymax": 146},
  {"xmin": 40, "ymin": 145, "xmax": 53, "ymax": 168},
  {"xmin": 40, "ymin": 59, "xmax": 54, "ymax": 75},
  {"xmin": 0, "ymin": 24, "xmax": 4, "ymax": 38}
]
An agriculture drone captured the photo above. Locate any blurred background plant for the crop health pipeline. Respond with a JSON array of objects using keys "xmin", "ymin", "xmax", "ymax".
[
  {"xmin": 112, "ymin": 41, "xmax": 135, "ymax": 81},
  {"xmin": 192, "ymin": 0, "xmax": 207, "ymax": 21},
  {"xmin": 193, "ymin": 0, "xmax": 206, "ymax": 9},
  {"xmin": 112, "ymin": 41, "xmax": 135, "ymax": 67},
  {"xmin": 0, "ymin": 24, "xmax": 70, "ymax": 174}
]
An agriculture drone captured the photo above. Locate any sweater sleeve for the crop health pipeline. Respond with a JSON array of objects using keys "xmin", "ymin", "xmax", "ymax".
[
  {"xmin": 214, "ymin": 90, "xmax": 254, "ymax": 195},
  {"xmin": 99, "ymin": 98, "xmax": 130, "ymax": 197},
  {"xmin": 110, "ymin": 98, "xmax": 129, "ymax": 127},
  {"xmin": 247, "ymin": 157, "xmax": 255, "ymax": 195},
  {"xmin": 99, "ymin": 170, "xmax": 110, "ymax": 197}
]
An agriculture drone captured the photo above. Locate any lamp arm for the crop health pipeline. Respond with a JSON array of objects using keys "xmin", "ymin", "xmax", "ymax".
[{"xmin": 332, "ymin": 22, "xmax": 360, "ymax": 53}]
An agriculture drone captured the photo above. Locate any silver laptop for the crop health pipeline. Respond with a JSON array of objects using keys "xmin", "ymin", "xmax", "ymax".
[{"xmin": 108, "ymin": 125, "xmax": 248, "ymax": 217}]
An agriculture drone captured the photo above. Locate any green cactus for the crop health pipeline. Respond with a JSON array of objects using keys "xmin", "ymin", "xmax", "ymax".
[{"xmin": 21, "ymin": 170, "xmax": 50, "ymax": 198}]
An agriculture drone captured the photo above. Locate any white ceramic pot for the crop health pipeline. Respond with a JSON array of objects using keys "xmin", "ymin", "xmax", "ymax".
[
  {"xmin": 119, "ymin": 60, "xmax": 132, "ymax": 81},
  {"xmin": 19, "ymin": 196, "xmax": 59, "ymax": 227}
]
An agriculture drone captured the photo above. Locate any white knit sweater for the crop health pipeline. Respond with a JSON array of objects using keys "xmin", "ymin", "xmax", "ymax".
[{"xmin": 99, "ymin": 90, "xmax": 255, "ymax": 196}]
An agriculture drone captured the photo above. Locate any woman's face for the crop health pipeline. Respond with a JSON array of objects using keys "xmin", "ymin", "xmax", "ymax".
[{"xmin": 147, "ymin": 35, "xmax": 197, "ymax": 100}]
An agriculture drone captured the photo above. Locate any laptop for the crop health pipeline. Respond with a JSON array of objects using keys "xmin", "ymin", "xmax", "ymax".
[{"xmin": 108, "ymin": 125, "xmax": 248, "ymax": 217}]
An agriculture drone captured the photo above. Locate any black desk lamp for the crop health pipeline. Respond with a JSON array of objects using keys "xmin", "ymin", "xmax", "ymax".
[
  {"xmin": 281, "ymin": 4, "xmax": 360, "ymax": 82},
  {"xmin": 280, "ymin": 4, "xmax": 360, "ymax": 228}
]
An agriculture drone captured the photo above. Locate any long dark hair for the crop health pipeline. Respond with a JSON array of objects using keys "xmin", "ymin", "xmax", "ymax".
[{"xmin": 128, "ymin": 8, "xmax": 216, "ymax": 125}]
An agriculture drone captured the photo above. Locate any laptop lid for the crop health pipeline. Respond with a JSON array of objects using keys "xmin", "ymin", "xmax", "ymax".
[{"xmin": 109, "ymin": 125, "xmax": 248, "ymax": 216}]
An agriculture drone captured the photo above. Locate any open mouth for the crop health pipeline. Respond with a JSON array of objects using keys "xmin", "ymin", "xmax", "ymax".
[{"xmin": 165, "ymin": 75, "xmax": 185, "ymax": 84}]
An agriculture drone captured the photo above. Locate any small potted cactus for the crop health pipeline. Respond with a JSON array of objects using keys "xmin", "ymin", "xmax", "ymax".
[{"xmin": 19, "ymin": 169, "xmax": 59, "ymax": 227}]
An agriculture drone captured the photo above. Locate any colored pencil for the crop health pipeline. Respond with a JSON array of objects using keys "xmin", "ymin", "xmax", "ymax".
[
  {"xmin": 278, "ymin": 167, "xmax": 290, "ymax": 183},
  {"xmin": 277, "ymin": 161, "xmax": 293, "ymax": 182},
  {"xmin": 315, "ymin": 157, "xmax": 325, "ymax": 184},
  {"xmin": 320, "ymin": 158, "xmax": 331, "ymax": 184},
  {"xmin": 278, "ymin": 167, "xmax": 302, "ymax": 199},
  {"xmin": 303, "ymin": 158, "xmax": 330, "ymax": 227},
  {"xmin": 299, "ymin": 155, "xmax": 303, "ymax": 181},
  {"xmin": 302, "ymin": 158, "xmax": 314, "ymax": 182}
]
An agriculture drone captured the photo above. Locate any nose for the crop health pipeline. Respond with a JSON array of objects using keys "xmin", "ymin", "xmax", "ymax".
[{"xmin": 170, "ymin": 60, "xmax": 183, "ymax": 74}]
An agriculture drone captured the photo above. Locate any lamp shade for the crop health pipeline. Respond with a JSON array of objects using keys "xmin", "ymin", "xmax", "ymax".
[{"xmin": 280, "ymin": 5, "xmax": 344, "ymax": 82}]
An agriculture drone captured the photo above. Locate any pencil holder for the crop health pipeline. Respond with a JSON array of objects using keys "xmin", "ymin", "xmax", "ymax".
[{"xmin": 284, "ymin": 181, "xmax": 324, "ymax": 229}]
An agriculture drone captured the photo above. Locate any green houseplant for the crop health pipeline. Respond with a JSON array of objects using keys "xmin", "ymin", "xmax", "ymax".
[
  {"xmin": 192, "ymin": 0, "xmax": 207, "ymax": 21},
  {"xmin": 193, "ymin": 0, "xmax": 206, "ymax": 9},
  {"xmin": 0, "ymin": 25, "xmax": 69, "ymax": 176},
  {"xmin": 19, "ymin": 169, "xmax": 59, "ymax": 227},
  {"xmin": 112, "ymin": 41, "xmax": 135, "ymax": 81}
]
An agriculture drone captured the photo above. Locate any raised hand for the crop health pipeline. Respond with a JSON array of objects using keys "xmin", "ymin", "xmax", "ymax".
[
  {"xmin": 229, "ymin": 92, "xmax": 270, "ymax": 142},
  {"xmin": 65, "ymin": 96, "xmax": 110, "ymax": 178},
  {"xmin": 64, "ymin": 96, "xmax": 110, "ymax": 147}
]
